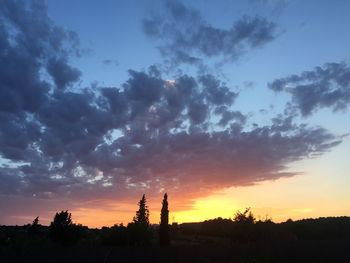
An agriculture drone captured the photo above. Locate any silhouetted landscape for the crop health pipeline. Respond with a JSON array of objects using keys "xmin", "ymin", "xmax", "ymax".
[
  {"xmin": 1, "ymin": 0, "xmax": 350, "ymax": 262},
  {"xmin": 1, "ymin": 194, "xmax": 350, "ymax": 262}
]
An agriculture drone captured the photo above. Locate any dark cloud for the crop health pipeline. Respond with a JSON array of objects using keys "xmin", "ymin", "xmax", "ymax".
[
  {"xmin": 214, "ymin": 106, "xmax": 247, "ymax": 127},
  {"xmin": 199, "ymin": 75, "xmax": 238, "ymax": 105},
  {"xmin": 0, "ymin": 0, "xmax": 81, "ymax": 112},
  {"xmin": 0, "ymin": 63, "xmax": 342, "ymax": 203},
  {"xmin": 142, "ymin": 0, "xmax": 278, "ymax": 67},
  {"xmin": 269, "ymin": 62, "xmax": 350, "ymax": 116},
  {"xmin": 47, "ymin": 57, "xmax": 81, "ymax": 89},
  {"xmin": 0, "ymin": 0, "xmax": 344, "ymax": 224}
]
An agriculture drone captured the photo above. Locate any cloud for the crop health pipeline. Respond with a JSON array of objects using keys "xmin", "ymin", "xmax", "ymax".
[
  {"xmin": 0, "ymin": 62, "xmax": 341, "ymax": 202},
  {"xmin": 0, "ymin": 0, "xmax": 81, "ymax": 112},
  {"xmin": 102, "ymin": 59, "xmax": 119, "ymax": 67},
  {"xmin": 47, "ymin": 57, "xmax": 81, "ymax": 89},
  {"xmin": 214, "ymin": 106, "xmax": 247, "ymax": 127},
  {"xmin": 269, "ymin": 62, "xmax": 350, "ymax": 116},
  {"xmin": 0, "ymin": 0, "xmax": 344, "ymax": 225},
  {"xmin": 142, "ymin": 0, "xmax": 278, "ymax": 67}
]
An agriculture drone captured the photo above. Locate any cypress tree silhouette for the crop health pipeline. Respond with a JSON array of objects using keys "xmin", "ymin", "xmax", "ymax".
[
  {"xmin": 159, "ymin": 193, "xmax": 170, "ymax": 246},
  {"xmin": 133, "ymin": 194, "xmax": 149, "ymax": 225}
]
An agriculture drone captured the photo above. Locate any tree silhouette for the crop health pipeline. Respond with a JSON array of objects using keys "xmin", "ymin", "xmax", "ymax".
[
  {"xmin": 49, "ymin": 210, "xmax": 85, "ymax": 246},
  {"xmin": 133, "ymin": 194, "xmax": 149, "ymax": 225},
  {"xmin": 233, "ymin": 207, "xmax": 255, "ymax": 224},
  {"xmin": 28, "ymin": 216, "xmax": 40, "ymax": 235},
  {"xmin": 50, "ymin": 210, "xmax": 72, "ymax": 229},
  {"xmin": 49, "ymin": 211, "xmax": 72, "ymax": 244},
  {"xmin": 32, "ymin": 216, "xmax": 39, "ymax": 226},
  {"xmin": 128, "ymin": 194, "xmax": 152, "ymax": 245},
  {"xmin": 159, "ymin": 193, "xmax": 170, "ymax": 246},
  {"xmin": 232, "ymin": 208, "xmax": 256, "ymax": 242}
]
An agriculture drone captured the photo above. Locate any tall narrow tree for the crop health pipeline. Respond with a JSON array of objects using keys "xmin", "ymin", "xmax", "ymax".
[
  {"xmin": 159, "ymin": 193, "xmax": 170, "ymax": 246},
  {"xmin": 133, "ymin": 194, "xmax": 149, "ymax": 225}
]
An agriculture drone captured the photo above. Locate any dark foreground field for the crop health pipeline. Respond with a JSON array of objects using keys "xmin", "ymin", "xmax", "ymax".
[
  {"xmin": 1, "ymin": 239, "xmax": 350, "ymax": 263},
  {"xmin": 2, "ymin": 216, "xmax": 350, "ymax": 262}
]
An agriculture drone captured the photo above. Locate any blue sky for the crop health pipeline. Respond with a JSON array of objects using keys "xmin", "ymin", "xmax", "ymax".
[
  {"xmin": 0, "ymin": 0, "xmax": 349, "ymax": 226},
  {"xmin": 46, "ymin": 0, "xmax": 350, "ymax": 130}
]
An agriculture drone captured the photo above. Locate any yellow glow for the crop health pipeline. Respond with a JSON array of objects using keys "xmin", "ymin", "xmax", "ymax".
[
  {"xmin": 171, "ymin": 195, "xmax": 238, "ymax": 223},
  {"xmin": 44, "ymin": 139, "xmax": 350, "ymax": 228},
  {"xmin": 68, "ymin": 172, "xmax": 349, "ymax": 227}
]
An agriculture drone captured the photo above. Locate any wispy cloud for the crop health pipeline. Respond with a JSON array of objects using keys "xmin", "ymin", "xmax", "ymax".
[
  {"xmin": 142, "ymin": 0, "xmax": 278, "ymax": 68},
  {"xmin": 269, "ymin": 62, "xmax": 350, "ymax": 116}
]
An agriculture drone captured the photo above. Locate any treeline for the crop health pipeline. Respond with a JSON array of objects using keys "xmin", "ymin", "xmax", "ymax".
[
  {"xmin": 180, "ymin": 208, "xmax": 350, "ymax": 243},
  {"xmin": 0, "ymin": 194, "xmax": 170, "ymax": 247},
  {"xmin": 1, "ymin": 198, "xmax": 350, "ymax": 249}
]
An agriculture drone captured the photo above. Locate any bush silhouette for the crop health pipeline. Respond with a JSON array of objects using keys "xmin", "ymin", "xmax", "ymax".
[{"xmin": 101, "ymin": 224, "xmax": 128, "ymax": 246}]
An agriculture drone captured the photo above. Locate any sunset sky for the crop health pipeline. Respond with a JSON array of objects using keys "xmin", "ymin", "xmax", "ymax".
[{"xmin": 0, "ymin": 0, "xmax": 349, "ymax": 228}]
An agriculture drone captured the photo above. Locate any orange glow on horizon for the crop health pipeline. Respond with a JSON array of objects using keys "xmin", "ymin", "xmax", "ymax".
[
  {"xmin": 65, "ymin": 169, "xmax": 350, "ymax": 228},
  {"xmin": 34, "ymin": 143, "xmax": 350, "ymax": 228}
]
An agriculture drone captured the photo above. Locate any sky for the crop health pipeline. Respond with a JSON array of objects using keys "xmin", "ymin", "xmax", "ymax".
[{"xmin": 0, "ymin": 0, "xmax": 349, "ymax": 227}]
